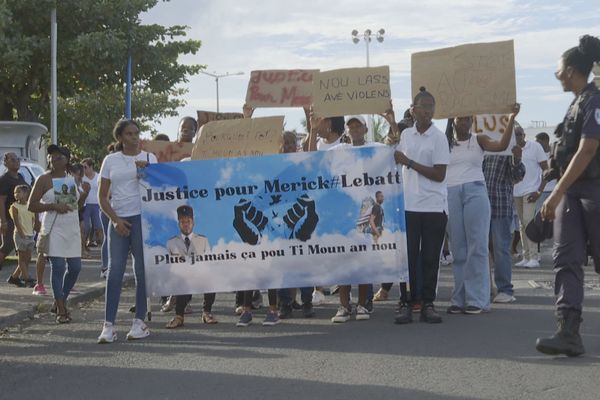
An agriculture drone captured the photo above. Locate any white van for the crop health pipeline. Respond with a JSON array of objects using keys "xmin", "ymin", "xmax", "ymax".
[{"xmin": 0, "ymin": 121, "xmax": 48, "ymax": 185}]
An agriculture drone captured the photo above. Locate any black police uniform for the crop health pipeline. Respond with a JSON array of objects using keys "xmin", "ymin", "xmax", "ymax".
[{"xmin": 551, "ymin": 82, "xmax": 600, "ymax": 310}]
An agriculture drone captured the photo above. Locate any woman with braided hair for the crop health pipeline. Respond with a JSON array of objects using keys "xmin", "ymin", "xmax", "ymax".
[{"xmin": 536, "ymin": 34, "xmax": 600, "ymax": 357}]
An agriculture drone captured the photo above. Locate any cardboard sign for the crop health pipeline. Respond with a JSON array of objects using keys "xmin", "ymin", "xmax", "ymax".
[
  {"xmin": 141, "ymin": 146, "xmax": 408, "ymax": 296},
  {"xmin": 191, "ymin": 116, "xmax": 284, "ymax": 160},
  {"xmin": 197, "ymin": 110, "xmax": 244, "ymax": 128},
  {"xmin": 312, "ymin": 66, "xmax": 391, "ymax": 117},
  {"xmin": 140, "ymin": 140, "xmax": 194, "ymax": 162},
  {"xmin": 411, "ymin": 40, "xmax": 516, "ymax": 119},
  {"xmin": 245, "ymin": 69, "xmax": 317, "ymax": 108},
  {"xmin": 472, "ymin": 114, "xmax": 516, "ymax": 156}
]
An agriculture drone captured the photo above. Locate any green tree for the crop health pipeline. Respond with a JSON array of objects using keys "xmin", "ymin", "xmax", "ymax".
[
  {"xmin": 371, "ymin": 115, "xmax": 389, "ymax": 142},
  {"xmin": 0, "ymin": 0, "xmax": 202, "ymax": 161}
]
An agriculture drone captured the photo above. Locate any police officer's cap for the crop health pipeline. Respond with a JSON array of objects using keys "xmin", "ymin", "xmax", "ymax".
[{"xmin": 177, "ymin": 205, "xmax": 194, "ymax": 218}]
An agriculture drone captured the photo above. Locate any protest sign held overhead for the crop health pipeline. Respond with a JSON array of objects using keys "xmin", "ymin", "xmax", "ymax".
[
  {"xmin": 411, "ymin": 40, "xmax": 516, "ymax": 119},
  {"xmin": 312, "ymin": 66, "xmax": 391, "ymax": 117},
  {"xmin": 197, "ymin": 110, "xmax": 244, "ymax": 128},
  {"xmin": 140, "ymin": 140, "xmax": 194, "ymax": 162},
  {"xmin": 245, "ymin": 69, "xmax": 317, "ymax": 108},
  {"xmin": 191, "ymin": 116, "xmax": 284, "ymax": 160},
  {"xmin": 140, "ymin": 146, "xmax": 408, "ymax": 296},
  {"xmin": 473, "ymin": 114, "xmax": 517, "ymax": 156}
]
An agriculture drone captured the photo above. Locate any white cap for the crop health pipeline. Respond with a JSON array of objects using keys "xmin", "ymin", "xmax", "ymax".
[{"xmin": 345, "ymin": 115, "xmax": 367, "ymax": 126}]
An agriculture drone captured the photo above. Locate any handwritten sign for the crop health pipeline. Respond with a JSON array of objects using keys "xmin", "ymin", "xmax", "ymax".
[
  {"xmin": 245, "ymin": 69, "xmax": 317, "ymax": 108},
  {"xmin": 140, "ymin": 140, "xmax": 194, "ymax": 162},
  {"xmin": 312, "ymin": 66, "xmax": 391, "ymax": 117},
  {"xmin": 411, "ymin": 40, "xmax": 516, "ymax": 119},
  {"xmin": 191, "ymin": 116, "xmax": 284, "ymax": 160},
  {"xmin": 473, "ymin": 114, "xmax": 516, "ymax": 156},
  {"xmin": 197, "ymin": 110, "xmax": 244, "ymax": 128}
]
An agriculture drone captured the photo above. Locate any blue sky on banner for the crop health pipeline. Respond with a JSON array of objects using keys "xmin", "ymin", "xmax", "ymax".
[
  {"xmin": 141, "ymin": 0, "xmax": 599, "ymax": 139},
  {"xmin": 140, "ymin": 147, "xmax": 405, "ymax": 248}
]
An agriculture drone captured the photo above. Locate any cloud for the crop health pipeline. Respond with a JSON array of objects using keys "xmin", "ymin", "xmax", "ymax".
[{"xmin": 144, "ymin": 229, "xmax": 408, "ymax": 296}]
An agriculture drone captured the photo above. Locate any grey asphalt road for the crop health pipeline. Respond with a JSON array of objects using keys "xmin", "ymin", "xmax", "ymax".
[{"xmin": 1, "ymin": 265, "xmax": 600, "ymax": 400}]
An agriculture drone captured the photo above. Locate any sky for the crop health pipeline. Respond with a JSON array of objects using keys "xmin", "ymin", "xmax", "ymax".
[{"xmin": 140, "ymin": 0, "xmax": 600, "ymax": 140}]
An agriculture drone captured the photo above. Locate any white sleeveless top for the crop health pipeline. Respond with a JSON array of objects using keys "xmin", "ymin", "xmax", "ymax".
[
  {"xmin": 40, "ymin": 176, "xmax": 81, "ymax": 258},
  {"xmin": 446, "ymin": 135, "xmax": 486, "ymax": 187}
]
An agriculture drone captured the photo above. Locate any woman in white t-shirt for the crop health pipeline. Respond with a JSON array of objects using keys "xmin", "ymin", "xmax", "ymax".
[
  {"xmin": 97, "ymin": 119, "xmax": 157, "ymax": 344},
  {"xmin": 393, "ymin": 87, "xmax": 449, "ymax": 324},
  {"xmin": 445, "ymin": 104, "xmax": 520, "ymax": 315}
]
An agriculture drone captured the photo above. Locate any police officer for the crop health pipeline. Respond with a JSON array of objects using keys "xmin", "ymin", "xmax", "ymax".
[{"xmin": 536, "ymin": 34, "xmax": 600, "ymax": 357}]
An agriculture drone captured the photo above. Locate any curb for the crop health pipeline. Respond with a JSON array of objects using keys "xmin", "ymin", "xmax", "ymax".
[{"xmin": 0, "ymin": 276, "xmax": 134, "ymax": 330}]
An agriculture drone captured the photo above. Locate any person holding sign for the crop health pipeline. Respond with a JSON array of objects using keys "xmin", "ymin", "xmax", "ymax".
[
  {"xmin": 444, "ymin": 103, "xmax": 520, "ymax": 315},
  {"xmin": 393, "ymin": 87, "xmax": 449, "ymax": 324},
  {"xmin": 28, "ymin": 145, "xmax": 82, "ymax": 324},
  {"xmin": 536, "ymin": 35, "xmax": 600, "ymax": 357},
  {"xmin": 97, "ymin": 119, "xmax": 157, "ymax": 344}
]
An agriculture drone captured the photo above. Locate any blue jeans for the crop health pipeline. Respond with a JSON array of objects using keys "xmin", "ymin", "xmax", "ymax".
[
  {"xmin": 447, "ymin": 182, "xmax": 491, "ymax": 310},
  {"xmin": 49, "ymin": 257, "xmax": 82, "ymax": 301},
  {"xmin": 277, "ymin": 287, "xmax": 313, "ymax": 305},
  {"xmin": 82, "ymin": 203, "xmax": 102, "ymax": 234},
  {"xmin": 105, "ymin": 214, "xmax": 147, "ymax": 323},
  {"xmin": 490, "ymin": 216, "xmax": 514, "ymax": 295},
  {"xmin": 100, "ymin": 211, "xmax": 109, "ymax": 270}
]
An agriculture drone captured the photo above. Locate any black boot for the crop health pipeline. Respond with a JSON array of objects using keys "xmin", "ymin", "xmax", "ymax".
[{"xmin": 536, "ymin": 308, "xmax": 585, "ymax": 357}]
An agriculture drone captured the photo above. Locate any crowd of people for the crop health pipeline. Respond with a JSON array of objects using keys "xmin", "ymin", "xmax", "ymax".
[{"xmin": 0, "ymin": 35, "xmax": 598, "ymax": 357}]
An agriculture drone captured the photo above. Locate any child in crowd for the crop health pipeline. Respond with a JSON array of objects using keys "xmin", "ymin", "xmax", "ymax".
[{"xmin": 8, "ymin": 185, "xmax": 36, "ymax": 287}]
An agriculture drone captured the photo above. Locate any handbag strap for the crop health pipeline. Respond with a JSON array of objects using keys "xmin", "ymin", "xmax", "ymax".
[{"xmin": 46, "ymin": 210, "xmax": 59, "ymax": 234}]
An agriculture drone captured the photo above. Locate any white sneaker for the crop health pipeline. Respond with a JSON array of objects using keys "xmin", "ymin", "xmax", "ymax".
[
  {"xmin": 355, "ymin": 305, "xmax": 370, "ymax": 320},
  {"xmin": 126, "ymin": 318, "xmax": 150, "ymax": 340},
  {"xmin": 493, "ymin": 292, "xmax": 517, "ymax": 303},
  {"xmin": 440, "ymin": 252, "xmax": 454, "ymax": 266},
  {"xmin": 97, "ymin": 322, "xmax": 117, "ymax": 344},
  {"xmin": 524, "ymin": 259, "xmax": 540, "ymax": 268},
  {"xmin": 331, "ymin": 306, "xmax": 351, "ymax": 323},
  {"xmin": 312, "ymin": 289, "xmax": 325, "ymax": 305},
  {"xmin": 515, "ymin": 258, "xmax": 529, "ymax": 267}
]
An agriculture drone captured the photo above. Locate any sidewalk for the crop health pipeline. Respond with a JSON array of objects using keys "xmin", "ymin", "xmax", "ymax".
[{"xmin": 0, "ymin": 246, "xmax": 133, "ymax": 329}]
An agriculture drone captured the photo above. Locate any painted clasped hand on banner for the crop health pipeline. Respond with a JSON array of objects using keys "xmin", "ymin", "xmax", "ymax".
[
  {"xmin": 140, "ymin": 146, "xmax": 408, "ymax": 296},
  {"xmin": 411, "ymin": 40, "xmax": 516, "ymax": 119},
  {"xmin": 245, "ymin": 69, "xmax": 317, "ymax": 108},
  {"xmin": 312, "ymin": 66, "xmax": 391, "ymax": 117}
]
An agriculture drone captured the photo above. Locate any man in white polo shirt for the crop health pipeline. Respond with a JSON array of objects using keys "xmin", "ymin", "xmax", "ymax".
[{"xmin": 513, "ymin": 126, "xmax": 548, "ymax": 268}]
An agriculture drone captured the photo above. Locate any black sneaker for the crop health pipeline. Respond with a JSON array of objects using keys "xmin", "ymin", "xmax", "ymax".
[
  {"xmin": 420, "ymin": 304, "xmax": 442, "ymax": 323},
  {"xmin": 6, "ymin": 275, "xmax": 25, "ymax": 287},
  {"xmin": 24, "ymin": 278, "xmax": 36, "ymax": 288},
  {"xmin": 365, "ymin": 300, "xmax": 374, "ymax": 314},
  {"xmin": 278, "ymin": 304, "xmax": 293, "ymax": 319},
  {"xmin": 446, "ymin": 305, "xmax": 464, "ymax": 314},
  {"xmin": 464, "ymin": 306, "xmax": 482, "ymax": 315},
  {"xmin": 291, "ymin": 300, "xmax": 303, "ymax": 310},
  {"xmin": 302, "ymin": 302, "xmax": 315, "ymax": 318},
  {"xmin": 394, "ymin": 302, "xmax": 413, "ymax": 324}
]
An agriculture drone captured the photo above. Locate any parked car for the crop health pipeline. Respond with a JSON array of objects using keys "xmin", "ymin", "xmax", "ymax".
[{"xmin": 0, "ymin": 160, "xmax": 46, "ymax": 186}]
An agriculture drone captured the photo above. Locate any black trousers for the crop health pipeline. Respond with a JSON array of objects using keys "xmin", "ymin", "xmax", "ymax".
[
  {"xmin": 175, "ymin": 293, "xmax": 216, "ymax": 316},
  {"xmin": 554, "ymin": 180, "xmax": 600, "ymax": 311},
  {"xmin": 400, "ymin": 211, "xmax": 447, "ymax": 305},
  {"xmin": 238, "ymin": 289, "xmax": 277, "ymax": 308}
]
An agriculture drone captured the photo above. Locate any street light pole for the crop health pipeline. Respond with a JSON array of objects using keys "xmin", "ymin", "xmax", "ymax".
[
  {"xmin": 199, "ymin": 71, "xmax": 244, "ymax": 113},
  {"xmin": 352, "ymin": 28, "xmax": 385, "ymax": 142}
]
